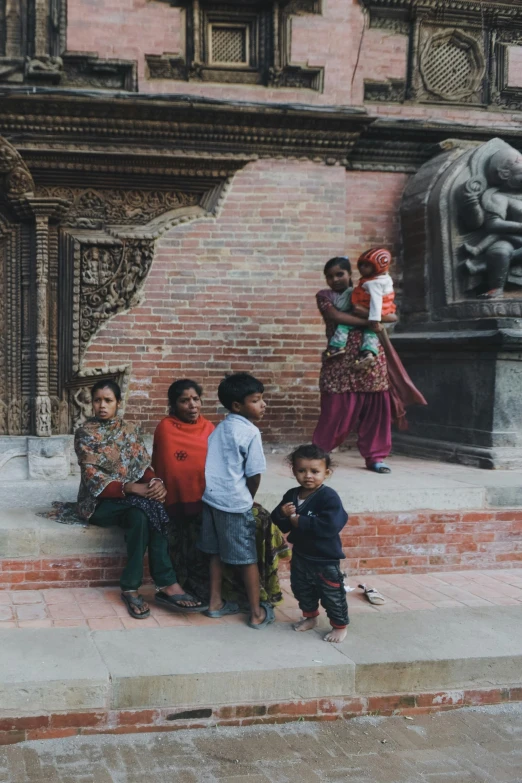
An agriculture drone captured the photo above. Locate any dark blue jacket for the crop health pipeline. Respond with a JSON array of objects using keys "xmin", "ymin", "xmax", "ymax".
[{"xmin": 271, "ymin": 485, "xmax": 347, "ymax": 562}]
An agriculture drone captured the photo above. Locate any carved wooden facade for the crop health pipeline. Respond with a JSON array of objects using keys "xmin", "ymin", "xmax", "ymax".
[
  {"xmin": 146, "ymin": 0, "xmax": 324, "ymax": 90},
  {"xmin": 0, "ymin": 132, "xmax": 240, "ymax": 435},
  {"xmin": 361, "ymin": 0, "xmax": 522, "ymax": 111},
  {"xmin": 0, "ymin": 0, "xmax": 135, "ymax": 88}
]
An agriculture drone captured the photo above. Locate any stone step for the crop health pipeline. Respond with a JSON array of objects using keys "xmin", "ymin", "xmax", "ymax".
[
  {"xmin": 1, "ymin": 605, "xmax": 521, "ymax": 743},
  {"xmin": 2, "ymin": 453, "xmax": 522, "ymax": 589},
  {"xmin": 4, "ymin": 451, "xmax": 521, "ymax": 512},
  {"xmin": 2, "ymin": 505, "xmax": 522, "ymax": 589}
]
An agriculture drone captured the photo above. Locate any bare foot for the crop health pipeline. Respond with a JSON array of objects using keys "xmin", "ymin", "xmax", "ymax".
[
  {"xmin": 324, "ymin": 627, "xmax": 347, "ymax": 643},
  {"xmin": 293, "ymin": 617, "xmax": 318, "ymax": 632}
]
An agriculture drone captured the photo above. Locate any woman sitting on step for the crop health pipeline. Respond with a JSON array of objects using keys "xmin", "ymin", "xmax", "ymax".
[{"xmin": 74, "ymin": 379, "xmax": 207, "ymax": 619}]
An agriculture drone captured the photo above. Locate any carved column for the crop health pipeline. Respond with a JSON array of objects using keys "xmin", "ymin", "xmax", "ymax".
[
  {"xmin": 34, "ymin": 212, "xmax": 51, "ymax": 436},
  {"xmin": 26, "ymin": 199, "xmax": 68, "ymax": 436}
]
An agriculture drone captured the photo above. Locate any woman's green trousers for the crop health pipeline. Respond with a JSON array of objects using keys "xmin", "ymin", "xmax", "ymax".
[{"xmin": 90, "ymin": 500, "xmax": 177, "ymax": 592}]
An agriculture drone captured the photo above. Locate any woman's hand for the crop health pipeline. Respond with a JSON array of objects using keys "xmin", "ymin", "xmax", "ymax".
[
  {"xmin": 369, "ymin": 321, "xmax": 383, "ymax": 332},
  {"xmin": 124, "ymin": 482, "xmax": 148, "ymax": 497},
  {"xmin": 146, "ymin": 480, "xmax": 167, "ymax": 502},
  {"xmin": 281, "ymin": 502, "xmax": 297, "ymax": 518}
]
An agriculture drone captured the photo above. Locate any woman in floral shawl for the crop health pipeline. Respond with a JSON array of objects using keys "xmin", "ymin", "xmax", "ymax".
[
  {"xmin": 75, "ymin": 379, "xmax": 206, "ymax": 618},
  {"xmin": 152, "ymin": 379, "xmax": 290, "ymax": 608},
  {"xmin": 312, "ymin": 254, "xmax": 426, "ymax": 473}
]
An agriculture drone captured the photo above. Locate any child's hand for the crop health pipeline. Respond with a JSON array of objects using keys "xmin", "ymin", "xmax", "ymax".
[
  {"xmin": 289, "ymin": 513, "xmax": 299, "ymax": 528},
  {"xmin": 281, "ymin": 502, "xmax": 297, "ymax": 518},
  {"xmin": 369, "ymin": 320, "xmax": 382, "ymax": 332}
]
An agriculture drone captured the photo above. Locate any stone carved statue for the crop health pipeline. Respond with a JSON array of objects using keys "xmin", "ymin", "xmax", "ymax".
[{"xmin": 460, "ymin": 140, "xmax": 522, "ymax": 299}]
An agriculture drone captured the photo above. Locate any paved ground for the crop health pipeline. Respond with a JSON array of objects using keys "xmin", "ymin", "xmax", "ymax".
[
  {"xmin": 1, "ymin": 704, "xmax": 521, "ymax": 782},
  {"xmin": 1, "ymin": 568, "xmax": 522, "ymax": 630}
]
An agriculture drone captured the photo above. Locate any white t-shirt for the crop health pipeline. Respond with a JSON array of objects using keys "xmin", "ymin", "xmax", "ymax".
[
  {"xmin": 203, "ymin": 414, "xmax": 266, "ymax": 513},
  {"xmin": 362, "ymin": 274, "xmax": 394, "ymax": 321}
]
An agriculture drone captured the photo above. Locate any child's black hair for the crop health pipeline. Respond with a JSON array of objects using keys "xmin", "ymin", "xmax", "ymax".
[
  {"xmin": 323, "ymin": 256, "xmax": 351, "ymax": 276},
  {"xmin": 287, "ymin": 444, "xmax": 332, "ymax": 470},
  {"xmin": 218, "ymin": 373, "xmax": 264, "ymax": 412},
  {"xmin": 91, "ymin": 379, "xmax": 121, "ymax": 402},
  {"xmin": 168, "ymin": 378, "xmax": 203, "ymax": 414}
]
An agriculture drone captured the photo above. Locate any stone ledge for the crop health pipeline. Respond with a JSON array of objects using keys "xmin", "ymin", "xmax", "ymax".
[
  {"xmin": 2, "ymin": 507, "xmax": 522, "ymax": 588},
  {"xmin": 0, "ymin": 606, "xmax": 520, "ymax": 743}
]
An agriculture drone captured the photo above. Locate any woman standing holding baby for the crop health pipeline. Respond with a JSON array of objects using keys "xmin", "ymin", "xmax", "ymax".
[{"xmin": 313, "ymin": 250, "xmax": 425, "ymax": 474}]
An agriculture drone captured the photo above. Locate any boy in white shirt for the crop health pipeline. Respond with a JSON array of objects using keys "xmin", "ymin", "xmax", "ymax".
[{"xmin": 199, "ymin": 373, "xmax": 274, "ymax": 630}]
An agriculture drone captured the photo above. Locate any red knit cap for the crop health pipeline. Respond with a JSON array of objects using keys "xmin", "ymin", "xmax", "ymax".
[{"xmin": 357, "ymin": 247, "xmax": 391, "ymax": 276}]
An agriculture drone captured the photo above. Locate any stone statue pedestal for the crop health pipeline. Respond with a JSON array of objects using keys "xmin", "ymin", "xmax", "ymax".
[
  {"xmin": 396, "ymin": 138, "xmax": 522, "ymax": 469},
  {"xmin": 393, "ymin": 322, "xmax": 522, "ymax": 469}
]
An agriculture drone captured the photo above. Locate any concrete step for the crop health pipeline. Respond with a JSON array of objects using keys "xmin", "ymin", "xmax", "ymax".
[
  {"xmin": 2, "ymin": 453, "xmax": 522, "ymax": 589},
  {"xmin": 1, "ymin": 605, "xmax": 521, "ymax": 743},
  {"xmin": 5, "ymin": 452, "xmax": 522, "ymax": 513}
]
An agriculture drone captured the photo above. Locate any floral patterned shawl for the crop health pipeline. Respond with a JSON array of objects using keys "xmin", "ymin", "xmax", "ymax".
[{"xmin": 74, "ymin": 416, "xmax": 151, "ymax": 520}]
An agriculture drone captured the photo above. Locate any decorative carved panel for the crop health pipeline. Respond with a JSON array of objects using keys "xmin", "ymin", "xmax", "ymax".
[
  {"xmin": 360, "ymin": 0, "xmax": 522, "ymax": 110},
  {"xmin": 146, "ymin": 0, "xmax": 324, "ymax": 91}
]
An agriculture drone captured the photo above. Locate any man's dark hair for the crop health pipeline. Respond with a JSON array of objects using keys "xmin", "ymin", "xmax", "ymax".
[
  {"xmin": 90, "ymin": 379, "xmax": 121, "ymax": 402},
  {"xmin": 218, "ymin": 373, "xmax": 264, "ymax": 412},
  {"xmin": 168, "ymin": 379, "xmax": 203, "ymax": 414}
]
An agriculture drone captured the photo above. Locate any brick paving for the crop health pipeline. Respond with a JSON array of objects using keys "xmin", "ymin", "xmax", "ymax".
[
  {"xmin": 1, "ymin": 704, "xmax": 521, "ymax": 782},
  {"xmin": 0, "ymin": 568, "xmax": 521, "ymax": 631}
]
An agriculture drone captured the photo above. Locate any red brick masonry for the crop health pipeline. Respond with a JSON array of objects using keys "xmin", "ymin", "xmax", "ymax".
[
  {"xmin": 1, "ymin": 687, "xmax": 521, "ymax": 745},
  {"xmin": 2, "ymin": 509, "xmax": 521, "ymax": 590}
]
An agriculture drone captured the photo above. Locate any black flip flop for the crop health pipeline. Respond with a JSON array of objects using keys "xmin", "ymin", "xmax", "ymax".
[
  {"xmin": 155, "ymin": 590, "xmax": 208, "ymax": 613},
  {"xmin": 121, "ymin": 592, "xmax": 151, "ymax": 619}
]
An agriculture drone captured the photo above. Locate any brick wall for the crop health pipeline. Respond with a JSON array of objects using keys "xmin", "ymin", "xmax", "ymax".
[{"xmin": 82, "ymin": 163, "xmax": 409, "ymax": 439}]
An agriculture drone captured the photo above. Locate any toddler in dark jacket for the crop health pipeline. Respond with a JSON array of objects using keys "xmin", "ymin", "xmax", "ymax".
[{"xmin": 271, "ymin": 444, "xmax": 349, "ymax": 643}]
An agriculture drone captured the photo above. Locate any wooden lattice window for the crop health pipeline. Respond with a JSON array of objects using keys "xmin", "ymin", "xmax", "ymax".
[
  {"xmin": 419, "ymin": 29, "xmax": 485, "ymax": 102},
  {"xmin": 209, "ymin": 24, "xmax": 249, "ymax": 66}
]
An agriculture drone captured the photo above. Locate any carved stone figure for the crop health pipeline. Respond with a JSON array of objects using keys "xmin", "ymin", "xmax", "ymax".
[
  {"xmin": 461, "ymin": 142, "xmax": 522, "ymax": 298},
  {"xmin": 395, "ymin": 137, "xmax": 522, "ymax": 469}
]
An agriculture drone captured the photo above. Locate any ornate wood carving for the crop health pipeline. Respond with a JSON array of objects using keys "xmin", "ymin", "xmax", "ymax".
[
  {"xmin": 360, "ymin": 0, "xmax": 522, "ymax": 110},
  {"xmin": 0, "ymin": 93, "xmax": 369, "ymax": 168},
  {"xmin": 0, "ymin": 132, "xmax": 242, "ymax": 435},
  {"xmin": 146, "ymin": 0, "xmax": 324, "ymax": 91}
]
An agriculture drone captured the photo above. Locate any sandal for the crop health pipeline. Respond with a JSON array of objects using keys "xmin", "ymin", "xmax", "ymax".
[
  {"xmin": 358, "ymin": 584, "xmax": 385, "ymax": 605},
  {"xmin": 121, "ymin": 591, "xmax": 151, "ymax": 619},
  {"xmin": 247, "ymin": 601, "xmax": 275, "ymax": 630},
  {"xmin": 205, "ymin": 600, "xmax": 240, "ymax": 618},
  {"xmin": 367, "ymin": 462, "xmax": 391, "ymax": 474},
  {"xmin": 354, "ymin": 354, "xmax": 375, "ymax": 370},
  {"xmin": 155, "ymin": 590, "xmax": 208, "ymax": 613},
  {"xmin": 323, "ymin": 347, "xmax": 346, "ymax": 360}
]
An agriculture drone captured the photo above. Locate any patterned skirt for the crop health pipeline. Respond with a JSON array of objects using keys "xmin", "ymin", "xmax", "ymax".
[{"xmin": 168, "ymin": 505, "xmax": 291, "ymax": 607}]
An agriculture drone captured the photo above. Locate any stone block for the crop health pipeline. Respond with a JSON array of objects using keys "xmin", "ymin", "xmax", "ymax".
[
  {"xmin": 0, "ymin": 629, "xmax": 110, "ymax": 713},
  {"xmin": 27, "ymin": 437, "xmax": 72, "ymax": 480},
  {"xmin": 93, "ymin": 623, "xmax": 355, "ymax": 709}
]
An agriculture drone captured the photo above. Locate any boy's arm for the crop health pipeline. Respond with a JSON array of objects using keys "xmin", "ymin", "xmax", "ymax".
[
  {"xmin": 295, "ymin": 496, "xmax": 347, "ymax": 538},
  {"xmin": 244, "ymin": 431, "xmax": 266, "ymax": 503},
  {"xmin": 363, "ymin": 279, "xmax": 384, "ymax": 322},
  {"xmin": 246, "ymin": 474, "xmax": 261, "ymax": 499}
]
